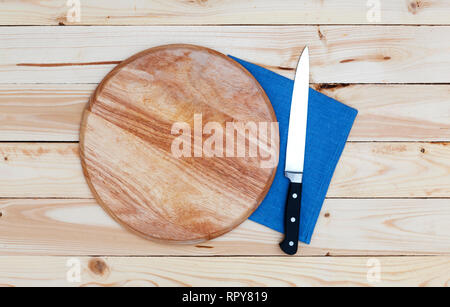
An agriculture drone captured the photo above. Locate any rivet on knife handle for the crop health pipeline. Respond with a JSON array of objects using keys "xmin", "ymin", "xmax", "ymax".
[{"xmin": 279, "ymin": 182, "xmax": 302, "ymax": 255}]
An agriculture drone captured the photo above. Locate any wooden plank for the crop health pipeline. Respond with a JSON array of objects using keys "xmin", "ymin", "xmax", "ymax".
[
  {"xmin": 0, "ymin": 143, "xmax": 91, "ymax": 198},
  {"xmin": 1, "ymin": 26, "xmax": 449, "ymax": 83},
  {"xmin": 1, "ymin": 0, "xmax": 450, "ymax": 25},
  {"xmin": 0, "ymin": 198, "xmax": 449, "ymax": 256},
  {"xmin": 334, "ymin": 142, "xmax": 450, "ymax": 198},
  {"xmin": 1, "ymin": 84, "xmax": 449, "ymax": 142},
  {"xmin": 315, "ymin": 84, "xmax": 450, "ymax": 142},
  {"xmin": 0, "ymin": 256, "xmax": 448, "ymax": 286},
  {"xmin": 0, "ymin": 84, "xmax": 92, "ymax": 141},
  {"xmin": 1, "ymin": 142, "xmax": 449, "ymax": 198},
  {"xmin": 79, "ymin": 44, "xmax": 279, "ymax": 244}
]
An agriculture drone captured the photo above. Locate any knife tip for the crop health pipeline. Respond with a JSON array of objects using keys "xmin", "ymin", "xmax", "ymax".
[{"xmin": 302, "ymin": 46, "xmax": 309, "ymax": 55}]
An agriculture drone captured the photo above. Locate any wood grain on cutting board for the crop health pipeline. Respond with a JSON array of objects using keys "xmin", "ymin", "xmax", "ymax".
[
  {"xmin": 1, "ymin": 84, "xmax": 449, "ymax": 142},
  {"xmin": 80, "ymin": 45, "xmax": 278, "ymax": 243}
]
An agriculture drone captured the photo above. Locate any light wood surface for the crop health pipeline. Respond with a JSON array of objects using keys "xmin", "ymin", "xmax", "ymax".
[
  {"xmin": 0, "ymin": 198, "xmax": 448, "ymax": 256},
  {"xmin": 0, "ymin": 1, "xmax": 449, "ymax": 287},
  {"xmin": 1, "ymin": 84, "xmax": 449, "ymax": 142},
  {"xmin": 0, "ymin": 143, "xmax": 91, "ymax": 198},
  {"xmin": 0, "ymin": 84, "xmax": 91, "ymax": 141},
  {"xmin": 1, "ymin": 0, "xmax": 450, "ymax": 25},
  {"xmin": 0, "ymin": 256, "xmax": 448, "ymax": 287},
  {"xmin": 1, "ymin": 142, "xmax": 449, "ymax": 198},
  {"xmin": 80, "ymin": 44, "xmax": 278, "ymax": 243},
  {"xmin": 1, "ymin": 26, "xmax": 450, "ymax": 83}
]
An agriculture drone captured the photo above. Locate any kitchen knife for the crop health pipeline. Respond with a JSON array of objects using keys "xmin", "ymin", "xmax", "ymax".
[{"xmin": 279, "ymin": 46, "xmax": 310, "ymax": 255}]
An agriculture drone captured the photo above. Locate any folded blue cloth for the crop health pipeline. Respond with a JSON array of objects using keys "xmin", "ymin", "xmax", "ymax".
[{"xmin": 230, "ymin": 56, "xmax": 358, "ymax": 244}]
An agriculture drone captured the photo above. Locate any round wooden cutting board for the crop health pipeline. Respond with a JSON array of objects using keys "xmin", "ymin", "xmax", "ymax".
[{"xmin": 80, "ymin": 44, "xmax": 279, "ymax": 243}]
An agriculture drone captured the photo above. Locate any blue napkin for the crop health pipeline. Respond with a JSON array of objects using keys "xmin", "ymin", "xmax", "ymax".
[{"xmin": 230, "ymin": 56, "xmax": 358, "ymax": 244}]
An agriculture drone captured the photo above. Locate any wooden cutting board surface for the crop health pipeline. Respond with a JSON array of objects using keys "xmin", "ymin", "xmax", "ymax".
[{"xmin": 80, "ymin": 44, "xmax": 278, "ymax": 243}]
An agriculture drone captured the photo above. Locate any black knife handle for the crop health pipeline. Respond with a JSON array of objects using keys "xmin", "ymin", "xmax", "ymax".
[{"xmin": 279, "ymin": 182, "xmax": 302, "ymax": 255}]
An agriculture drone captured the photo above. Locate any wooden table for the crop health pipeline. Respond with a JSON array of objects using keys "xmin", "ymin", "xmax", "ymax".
[{"xmin": 0, "ymin": 0, "xmax": 449, "ymax": 287}]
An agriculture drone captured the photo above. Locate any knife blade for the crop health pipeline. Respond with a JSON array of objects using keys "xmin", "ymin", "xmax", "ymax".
[{"xmin": 279, "ymin": 46, "xmax": 309, "ymax": 255}]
